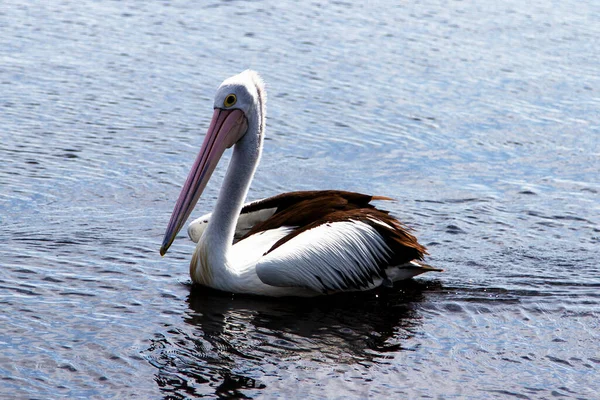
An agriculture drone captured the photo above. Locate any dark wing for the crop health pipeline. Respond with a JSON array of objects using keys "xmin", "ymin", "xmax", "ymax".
[{"xmin": 241, "ymin": 190, "xmax": 391, "ymax": 239}]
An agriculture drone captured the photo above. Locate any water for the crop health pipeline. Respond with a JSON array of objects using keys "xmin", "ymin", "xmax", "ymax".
[{"xmin": 1, "ymin": 0, "xmax": 599, "ymax": 398}]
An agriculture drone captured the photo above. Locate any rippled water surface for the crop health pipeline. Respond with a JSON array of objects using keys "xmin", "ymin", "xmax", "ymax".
[{"xmin": 1, "ymin": 0, "xmax": 599, "ymax": 398}]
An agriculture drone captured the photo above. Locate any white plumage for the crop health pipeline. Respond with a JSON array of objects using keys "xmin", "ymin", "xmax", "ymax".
[{"xmin": 256, "ymin": 221, "xmax": 391, "ymax": 292}]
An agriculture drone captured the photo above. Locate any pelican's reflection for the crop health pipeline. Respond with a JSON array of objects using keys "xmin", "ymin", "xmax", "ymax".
[{"xmin": 149, "ymin": 280, "xmax": 440, "ymax": 399}]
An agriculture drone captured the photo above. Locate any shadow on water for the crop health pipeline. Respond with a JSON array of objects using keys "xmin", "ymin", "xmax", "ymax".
[{"xmin": 145, "ymin": 280, "xmax": 442, "ymax": 399}]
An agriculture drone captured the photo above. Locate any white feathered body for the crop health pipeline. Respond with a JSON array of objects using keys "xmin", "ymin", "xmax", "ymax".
[{"xmin": 188, "ymin": 195, "xmax": 437, "ymax": 297}]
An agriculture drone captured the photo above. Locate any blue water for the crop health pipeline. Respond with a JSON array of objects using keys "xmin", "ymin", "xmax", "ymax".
[{"xmin": 1, "ymin": 0, "xmax": 599, "ymax": 398}]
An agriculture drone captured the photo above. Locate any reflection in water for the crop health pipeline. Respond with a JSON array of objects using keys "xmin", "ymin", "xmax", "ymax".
[{"xmin": 146, "ymin": 281, "xmax": 441, "ymax": 398}]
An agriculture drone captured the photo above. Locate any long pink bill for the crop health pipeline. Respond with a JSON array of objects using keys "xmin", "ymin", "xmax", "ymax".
[{"xmin": 160, "ymin": 108, "xmax": 248, "ymax": 256}]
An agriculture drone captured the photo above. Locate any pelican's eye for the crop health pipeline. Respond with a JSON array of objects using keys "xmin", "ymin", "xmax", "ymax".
[{"xmin": 223, "ymin": 94, "xmax": 237, "ymax": 108}]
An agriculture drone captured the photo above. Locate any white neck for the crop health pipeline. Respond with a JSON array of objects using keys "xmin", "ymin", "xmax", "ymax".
[{"xmin": 200, "ymin": 106, "xmax": 263, "ymax": 273}]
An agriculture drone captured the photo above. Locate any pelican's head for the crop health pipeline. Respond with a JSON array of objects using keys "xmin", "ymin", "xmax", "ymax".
[
  {"xmin": 213, "ymin": 70, "xmax": 266, "ymax": 122},
  {"xmin": 160, "ymin": 70, "xmax": 266, "ymax": 256}
]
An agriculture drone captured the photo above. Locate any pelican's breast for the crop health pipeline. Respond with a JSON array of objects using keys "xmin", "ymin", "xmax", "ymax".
[{"xmin": 190, "ymin": 244, "xmax": 213, "ymax": 286}]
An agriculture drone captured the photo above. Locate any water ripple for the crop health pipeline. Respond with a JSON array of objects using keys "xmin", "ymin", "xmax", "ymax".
[{"xmin": 1, "ymin": 0, "xmax": 599, "ymax": 398}]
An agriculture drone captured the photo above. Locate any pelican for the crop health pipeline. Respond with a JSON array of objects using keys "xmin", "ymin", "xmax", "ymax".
[{"xmin": 160, "ymin": 70, "xmax": 441, "ymax": 297}]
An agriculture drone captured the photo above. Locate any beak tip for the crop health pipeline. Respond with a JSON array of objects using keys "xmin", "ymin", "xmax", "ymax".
[
  {"xmin": 159, "ymin": 244, "xmax": 168, "ymax": 257},
  {"xmin": 160, "ymin": 229, "xmax": 175, "ymax": 257}
]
